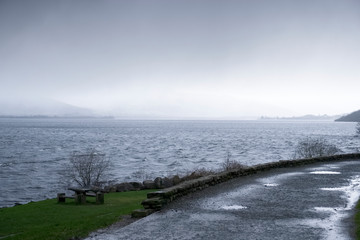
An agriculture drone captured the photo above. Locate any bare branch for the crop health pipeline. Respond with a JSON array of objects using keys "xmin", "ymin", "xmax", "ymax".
[{"xmin": 66, "ymin": 148, "xmax": 111, "ymax": 188}]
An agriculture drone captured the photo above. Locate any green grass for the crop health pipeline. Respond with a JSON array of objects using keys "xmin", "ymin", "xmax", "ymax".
[
  {"xmin": 356, "ymin": 201, "xmax": 360, "ymax": 239},
  {"xmin": 0, "ymin": 190, "xmax": 154, "ymax": 240}
]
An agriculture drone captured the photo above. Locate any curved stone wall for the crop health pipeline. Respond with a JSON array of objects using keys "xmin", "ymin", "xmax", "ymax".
[{"xmin": 140, "ymin": 153, "xmax": 360, "ymax": 213}]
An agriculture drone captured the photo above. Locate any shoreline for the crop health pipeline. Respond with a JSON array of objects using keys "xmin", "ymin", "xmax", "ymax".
[{"xmin": 4, "ymin": 153, "xmax": 360, "ymax": 209}]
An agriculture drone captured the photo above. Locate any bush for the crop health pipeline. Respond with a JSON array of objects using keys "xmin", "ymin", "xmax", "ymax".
[
  {"xmin": 293, "ymin": 137, "xmax": 340, "ymax": 159},
  {"xmin": 222, "ymin": 152, "xmax": 247, "ymax": 171},
  {"xmin": 67, "ymin": 148, "xmax": 111, "ymax": 188}
]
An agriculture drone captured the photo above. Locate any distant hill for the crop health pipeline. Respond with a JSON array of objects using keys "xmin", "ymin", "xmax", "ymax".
[
  {"xmin": 335, "ymin": 110, "xmax": 360, "ymax": 122},
  {"xmin": 0, "ymin": 98, "xmax": 96, "ymax": 117}
]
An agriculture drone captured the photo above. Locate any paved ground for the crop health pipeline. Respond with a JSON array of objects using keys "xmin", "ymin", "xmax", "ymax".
[{"xmin": 87, "ymin": 160, "xmax": 360, "ymax": 240}]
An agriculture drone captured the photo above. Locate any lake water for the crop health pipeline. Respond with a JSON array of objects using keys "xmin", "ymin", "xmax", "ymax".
[{"xmin": 0, "ymin": 118, "xmax": 359, "ymax": 208}]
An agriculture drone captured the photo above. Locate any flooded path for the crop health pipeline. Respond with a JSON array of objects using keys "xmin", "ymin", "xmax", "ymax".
[{"xmin": 87, "ymin": 160, "xmax": 360, "ymax": 240}]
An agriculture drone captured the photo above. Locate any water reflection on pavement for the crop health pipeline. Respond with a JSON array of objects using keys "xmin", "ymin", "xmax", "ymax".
[{"xmin": 87, "ymin": 160, "xmax": 360, "ymax": 240}]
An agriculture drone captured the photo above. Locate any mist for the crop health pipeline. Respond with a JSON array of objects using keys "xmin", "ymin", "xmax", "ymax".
[{"xmin": 1, "ymin": 0, "xmax": 360, "ymax": 118}]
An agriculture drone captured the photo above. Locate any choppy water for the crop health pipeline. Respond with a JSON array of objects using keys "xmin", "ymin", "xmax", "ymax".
[{"xmin": 0, "ymin": 118, "xmax": 359, "ymax": 207}]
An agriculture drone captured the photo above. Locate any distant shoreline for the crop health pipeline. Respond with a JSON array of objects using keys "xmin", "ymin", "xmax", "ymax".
[
  {"xmin": 0, "ymin": 115, "xmax": 114, "ymax": 119},
  {"xmin": 0, "ymin": 115, "xmax": 347, "ymax": 122},
  {"xmin": 259, "ymin": 114, "xmax": 341, "ymax": 121}
]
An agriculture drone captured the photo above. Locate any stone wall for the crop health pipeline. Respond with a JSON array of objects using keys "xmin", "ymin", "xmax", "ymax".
[
  {"xmin": 104, "ymin": 176, "xmax": 186, "ymax": 193},
  {"xmin": 140, "ymin": 153, "xmax": 360, "ymax": 212}
]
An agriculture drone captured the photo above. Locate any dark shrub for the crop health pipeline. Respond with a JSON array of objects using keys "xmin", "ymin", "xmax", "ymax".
[
  {"xmin": 222, "ymin": 152, "xmax": 247, "ymax": 171},
  {"xmin": 293, "ymin": 137, "xmax": 340, "ymax": 159}
]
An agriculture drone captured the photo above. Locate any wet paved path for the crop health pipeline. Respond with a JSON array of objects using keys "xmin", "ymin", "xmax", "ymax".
[{"xmin": 87, "ymin": 160, "xmax": 360, "ymax": 240}]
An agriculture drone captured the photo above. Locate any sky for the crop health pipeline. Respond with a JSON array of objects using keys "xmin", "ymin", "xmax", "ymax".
[{"xmin": 1, "ymin": 0, "xmax": 360, "ymax": 119}]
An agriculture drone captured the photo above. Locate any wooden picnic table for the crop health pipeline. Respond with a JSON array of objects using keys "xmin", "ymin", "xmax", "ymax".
[{"xmin": 57, "ymin": 188, "xmax": 104, "ymax": 204}]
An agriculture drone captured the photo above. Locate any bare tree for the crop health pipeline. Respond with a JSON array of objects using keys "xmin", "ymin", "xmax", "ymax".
[
  {"xmin": 67, "ymin": 148, "xmax": 111, "ymax": 188},
  {"xmin": 293, "ymin": 137, "xmax": 340, "ymax": 159}
]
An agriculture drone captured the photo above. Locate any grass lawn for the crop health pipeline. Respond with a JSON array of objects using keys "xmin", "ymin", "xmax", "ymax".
[
  {"xmin": 356, "ymin": 201, "xmax": 360, "ymax": 239},
  {"xmin": 0, "ymin": 190, "xmax": 154, "ymax": 240}
]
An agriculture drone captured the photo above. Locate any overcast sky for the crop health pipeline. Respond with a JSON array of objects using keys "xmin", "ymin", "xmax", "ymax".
[{"xmin": 1, "ymin": 0, "xmax": 359, "ymax": 118}]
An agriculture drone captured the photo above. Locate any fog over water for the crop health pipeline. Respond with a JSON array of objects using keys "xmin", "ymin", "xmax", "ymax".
[{"xmin": 1, "ymin": 0, "xmax": 360, "ymax": 118}]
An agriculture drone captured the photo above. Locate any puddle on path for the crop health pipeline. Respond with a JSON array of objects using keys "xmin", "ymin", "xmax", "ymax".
[
  {"xmin": 221, "ymin": 205, "xmax": 247, "ymax": 210},
  {"xmin": 309, "ymin": 171, "xmax": 341, "ymax": 175},
  {"xmin": 323, "ymin": 176, "xmax": 360, "ymax": 210},
  {"xmin": 263, "ymin": 183, "xmax": 279, "ymax": 187},
  {"xmin": 300, "ymin": 175, "xmax": 360, "ymax": 239},
  {"xmin": 313, "ymin": 207, "xmax": 338, "ymax": 213}
]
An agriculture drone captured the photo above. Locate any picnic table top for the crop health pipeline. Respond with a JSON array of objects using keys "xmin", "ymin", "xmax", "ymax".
[{"xmin": 68, "ymin": 187, "xmax": 100, "ymax": 193}]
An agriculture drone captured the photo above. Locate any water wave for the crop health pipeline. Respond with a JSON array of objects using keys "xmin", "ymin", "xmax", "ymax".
[{"xmin": 0, "ymin": 118, "xmax": 359, "ymax": 207}]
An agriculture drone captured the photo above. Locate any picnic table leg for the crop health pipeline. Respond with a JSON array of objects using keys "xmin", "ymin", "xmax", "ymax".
[
  {"xmin": 96, "ymin": 192, "xmax": 104, "ymax": 204},
  {"xmin": 57, "ymin": 193, "xmax": 66, "ymax": 203},
  {"xmin": 75, "ymin": 193, "xmax": 86, "ymax": 204}
]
